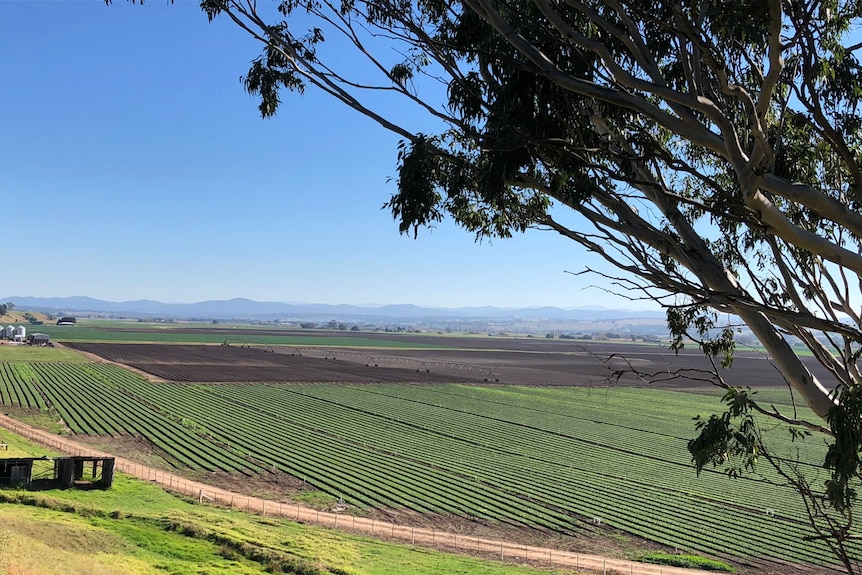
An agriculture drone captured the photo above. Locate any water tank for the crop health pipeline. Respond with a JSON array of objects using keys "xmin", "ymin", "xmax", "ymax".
[{"xmin": 15, "ymin": 325, "xmax": 26, "ymax": 338}]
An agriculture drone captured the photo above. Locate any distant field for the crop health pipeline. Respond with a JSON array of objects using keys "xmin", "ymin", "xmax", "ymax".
[
  {"xmin": 33, "ymin": 325, "xmax": 445, "ymax": 347},
  {"xmin": 0, "ymin": 356, "xmax": 845, "ymax": 571}
]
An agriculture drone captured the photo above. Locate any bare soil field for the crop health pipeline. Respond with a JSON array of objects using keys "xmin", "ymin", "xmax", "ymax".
[
  {"xmin": 65, "ymin": 335, "xmax": 830, "ymax": 389},
  {"xmin": 63, "ymin": 342, "xmax": 481, "ymax": 384},
  {"xmin": 326, "ymin": 344, "xmax": 834, "ymax": 388}
]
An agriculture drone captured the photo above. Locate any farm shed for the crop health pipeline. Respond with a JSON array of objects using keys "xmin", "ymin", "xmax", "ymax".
[
  {"xmin": 28, "ymin": 333, "xmax": 50, "ymax": 346},
  {"xmin": 56, "ymin": 317, "xmax": 76, "ymax": 326},
  {"xmin": 0, "ymin": 456, "xmax": 114, "ymax": 489}
]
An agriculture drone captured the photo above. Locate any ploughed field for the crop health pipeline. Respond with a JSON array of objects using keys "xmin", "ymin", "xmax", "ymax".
[
  {"xmin": 63, "ymin": 338, "xmax": 829, "ymax": 388},
  {"xmin": 0, "ymin": 332, "xmax": 853, "ymax": 572},
  {"xmin": 62, "ymin": 342, "xmax": 477, "ymax": 384}
]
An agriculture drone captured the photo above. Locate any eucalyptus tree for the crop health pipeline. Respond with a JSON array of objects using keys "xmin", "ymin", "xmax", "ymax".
[{"xmin": 118, "ymin": 0, "xmax": 862, "ymax": 569}]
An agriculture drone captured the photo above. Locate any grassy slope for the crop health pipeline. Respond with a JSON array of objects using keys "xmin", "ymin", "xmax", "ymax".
[
  {"xmin": 0, "ymin": 343, "xmax": 91, "ymax": 363},
  {"xmin": 0, "ymin": 431, "xmax": 574, "ymax": 575}
]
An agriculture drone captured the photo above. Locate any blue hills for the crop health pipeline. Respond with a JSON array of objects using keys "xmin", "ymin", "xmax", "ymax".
[{"xmin": 1, "ymin": 296, "xmax": 665, "ymax": 322}]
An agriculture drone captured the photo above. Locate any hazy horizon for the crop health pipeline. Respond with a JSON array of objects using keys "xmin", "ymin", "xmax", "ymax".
[{"xmin": 0, "ymin": 294, "xmax": 662, "ymax": 312}]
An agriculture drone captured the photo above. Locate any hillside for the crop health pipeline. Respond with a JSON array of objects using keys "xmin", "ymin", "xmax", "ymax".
[{"xmin": 0, "ymin": 309, "xmax": 52, "ymax": 327}]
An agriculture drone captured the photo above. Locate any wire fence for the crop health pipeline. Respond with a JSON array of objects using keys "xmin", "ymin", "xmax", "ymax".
[{"xmin": 0, "ymin": 415, "xmax": 710, "ymax": 575}]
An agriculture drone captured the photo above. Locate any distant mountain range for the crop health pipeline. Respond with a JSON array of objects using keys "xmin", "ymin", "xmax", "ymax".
[{"xmin": 0, "ymin": 296, "xmax": 666, "ymax": 322}]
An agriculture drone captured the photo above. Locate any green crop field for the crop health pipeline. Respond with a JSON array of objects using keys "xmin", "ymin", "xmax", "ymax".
[
  {"xmin": 31, "ymin": 324, "xmax": 441, "ymax": 347},
  {"xmin": 0, "ymin": 358, "xmax": 850, "ymax": 571}
]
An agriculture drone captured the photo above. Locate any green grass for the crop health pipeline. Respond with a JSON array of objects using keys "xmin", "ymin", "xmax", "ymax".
[{"xmin": 0, "ymin": 344, "xmax": 90, "ymax": 363}]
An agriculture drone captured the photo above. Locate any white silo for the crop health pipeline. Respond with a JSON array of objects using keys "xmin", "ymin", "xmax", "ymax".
[
  {"xmin": 4, "ymin": 325, "xmax": 13, "ymax": 339},
  {"xmin": 15, "ymin": 325, "xmax": 26, "ymax": 341}
]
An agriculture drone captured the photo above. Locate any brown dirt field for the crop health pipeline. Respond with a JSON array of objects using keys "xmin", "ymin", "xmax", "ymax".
[
  {"xmin": 63, "ymin": 342, "xmax": 481, "ymax": 384},
  {"xmin": 62, "ymin": 338, "xmax": 829, "ymax": 389},
  {"xmin": 281, "ymin": 342, "xmax": 833, "ymax": 389}
]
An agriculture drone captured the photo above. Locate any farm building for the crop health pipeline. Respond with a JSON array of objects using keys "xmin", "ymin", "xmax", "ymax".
[
  {"xmin": 27, "ymin": 333, "xmax": 50, "ymax": 346},
  {"xmin": 56, "ymin": 317, "xmax": 76, "ymax": 326},
  {"xmin": 0, "ymin": 456, "xmax": 114, "ymax": 489}
]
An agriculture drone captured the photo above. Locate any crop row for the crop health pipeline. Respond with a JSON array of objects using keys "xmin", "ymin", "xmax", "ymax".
[
  {"xmin": 85, "ymin": 368, "xmax": 839, "ymax": 565},
  {"xmin": 0, "ymin": 362, "xmax": 257, "ymax": 473},
  {"xmin": 0, "ymin": 362, "xmax": 46, "ymax": 409},
  {"xmin": 214, "ymin": 383, "xmax": 834, "ymax": 565}
]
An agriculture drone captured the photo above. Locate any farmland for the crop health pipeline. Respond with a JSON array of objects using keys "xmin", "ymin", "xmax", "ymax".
[{"xmin": 0, "ymin": 326, "xmax": 853, "ymax": 572}]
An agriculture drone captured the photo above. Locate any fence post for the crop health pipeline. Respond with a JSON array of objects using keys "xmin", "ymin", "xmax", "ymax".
[
  {"xmin": 500, "ymin": 541, "xmax": 503, "ymax": 560},
  {"xmin": 411, "ymin": 527, "xmax": 414, "ymax": 546}
]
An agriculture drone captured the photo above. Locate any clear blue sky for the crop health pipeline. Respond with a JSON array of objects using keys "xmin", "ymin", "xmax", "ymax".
[{"xmin": 0, "ymin": 0, "xmax": 650, "ymax": 309}]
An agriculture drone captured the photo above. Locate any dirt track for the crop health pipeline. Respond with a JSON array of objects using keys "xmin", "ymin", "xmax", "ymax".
[{"xmin": 0, "ymin": 413, "xmax": 723, "ymax": 575}]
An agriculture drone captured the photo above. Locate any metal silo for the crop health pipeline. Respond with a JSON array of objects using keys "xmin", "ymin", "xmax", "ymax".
[{"xmin": 4, "ymin": 325, "xmax": 13, "ymax": 339}]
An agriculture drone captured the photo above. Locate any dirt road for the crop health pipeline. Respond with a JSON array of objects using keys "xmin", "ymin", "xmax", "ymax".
[{"xmin": 0, "ymin": 413, "xmax": 731, "ymax": 575}]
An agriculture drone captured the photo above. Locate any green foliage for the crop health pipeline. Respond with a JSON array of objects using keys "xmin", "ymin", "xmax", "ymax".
[
  {"xmin": 635, "ymin": 551, "xmax": 734, "ymax": 572},
  {"xmin": 826, "ymin": 385, "xmax": 862, "ymax": 513},
  {"xmin": 688, "ymin": 387, "xmax": 761, "ymax": 479}
]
